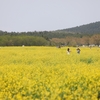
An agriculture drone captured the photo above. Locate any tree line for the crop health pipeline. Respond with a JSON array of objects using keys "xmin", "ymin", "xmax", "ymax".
[
  {"xmin": 51, "ymin": 34, "xmax": 100, "ymax": 46},
  {"xmin": 0, "ymin": 30, "xmax": 100, "ymax": 46},
  {"xmin": 0, "ymin": 35, "xmax": 49, "ymax": 46}
]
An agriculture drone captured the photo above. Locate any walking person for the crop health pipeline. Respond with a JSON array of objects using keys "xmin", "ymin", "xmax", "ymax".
[
  {"xmin": 67, "ymin": 48, "xmax": 70, "ymax": 55},
  {"xmin": 77, "ymin": 47, "xmax": 81, "ymax": 54}
]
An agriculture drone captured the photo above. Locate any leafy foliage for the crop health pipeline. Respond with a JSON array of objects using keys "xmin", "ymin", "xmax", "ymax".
[{"xmin": 0, "ymin": 35, "xmax": 48, "ymax": 46}]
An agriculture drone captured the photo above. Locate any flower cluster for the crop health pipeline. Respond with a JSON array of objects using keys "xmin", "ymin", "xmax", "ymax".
[{"xmin": 0, "ymin": 46, "xmax": 100, "ymax": 100}]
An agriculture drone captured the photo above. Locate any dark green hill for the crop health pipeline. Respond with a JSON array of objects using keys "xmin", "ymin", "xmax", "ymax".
[{"xmin": 57, "ymin": 21, "xmax": 100, "ymax": 34}]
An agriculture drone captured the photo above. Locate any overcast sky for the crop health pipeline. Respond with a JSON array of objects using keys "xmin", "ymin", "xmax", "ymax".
[{"xmin": 0, "ymin": 0, "xmax": 100, "ymax": 32}]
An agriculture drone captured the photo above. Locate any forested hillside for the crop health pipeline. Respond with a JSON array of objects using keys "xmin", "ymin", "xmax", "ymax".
[
  {"xmin": 58, "ymin": 21, "xmax": 100, "ymax": 34},
  {"xmin": 0, "ymin": 21, "xmax": 100, "ymax": 46}
]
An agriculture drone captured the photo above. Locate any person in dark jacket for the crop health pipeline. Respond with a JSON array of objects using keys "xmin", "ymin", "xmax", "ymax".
[{"xmin": 77, "ymin": 48, "xmax": 81, "ymax": 54}]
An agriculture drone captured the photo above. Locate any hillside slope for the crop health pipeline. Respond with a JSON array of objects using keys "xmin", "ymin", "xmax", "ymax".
[{"xmin": 58, "ymin": 21, "xmax": 100, "ymax": 34}]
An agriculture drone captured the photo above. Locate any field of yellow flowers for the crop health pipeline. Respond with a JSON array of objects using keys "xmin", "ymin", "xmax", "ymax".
[{"xmin": 0, "ymin": 46, "xmax": 100, "ymax": 100}]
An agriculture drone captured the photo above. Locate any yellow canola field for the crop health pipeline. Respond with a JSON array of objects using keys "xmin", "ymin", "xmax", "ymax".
[{"xmin": 0, "ymin": 46, "xmax": 100, "ymax": 100}]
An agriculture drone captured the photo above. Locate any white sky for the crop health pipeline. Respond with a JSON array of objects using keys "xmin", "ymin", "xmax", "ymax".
[{"xmin": 0, "ymin": 0, "xmax": 100, "ymax": 32}]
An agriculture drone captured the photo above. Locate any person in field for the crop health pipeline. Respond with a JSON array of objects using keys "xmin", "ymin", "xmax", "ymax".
[
  {"xmin": 77, "ymin": 47, "xmax": 81, "ymax": 54},
  {"xmin": 67, "ymin": 48, "xmax": 70, "ymax": 54}
]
